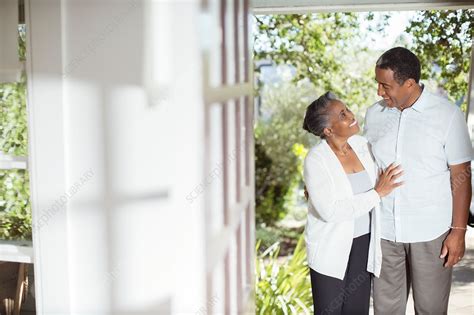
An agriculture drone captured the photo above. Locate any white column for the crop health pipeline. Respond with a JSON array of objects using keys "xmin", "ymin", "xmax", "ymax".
[
  {"xmin": 466, "ymin": 43, "xmax": 474, "ymax": 142},
  {"xmin": 25, "ymin": 0, "xmax": 71, "ymax": 313},
  {"xmin": 26, "ymin": 0, "xmax": 207, "ymax": 314}
]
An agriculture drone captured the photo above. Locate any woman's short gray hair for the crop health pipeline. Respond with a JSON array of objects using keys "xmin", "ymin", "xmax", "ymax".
[{"xmin": 303, "ymin": 92, "xmax": 338, "ymax": 139}]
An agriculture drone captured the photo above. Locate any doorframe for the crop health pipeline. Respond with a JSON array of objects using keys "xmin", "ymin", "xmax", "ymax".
[{"xmin": 253, "ymin": 0, "xmax": 474, "ymax": 13}]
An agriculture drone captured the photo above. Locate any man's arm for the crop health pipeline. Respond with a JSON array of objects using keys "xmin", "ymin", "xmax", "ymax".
[{"xmin": 440, "ymin": 161, "xmax": 471, "ymax": 267}]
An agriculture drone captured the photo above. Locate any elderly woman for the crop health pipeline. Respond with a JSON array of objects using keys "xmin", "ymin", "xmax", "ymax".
[{"xmin": 303, "ymin": 92, "xmax": 403, "ymax": 314}]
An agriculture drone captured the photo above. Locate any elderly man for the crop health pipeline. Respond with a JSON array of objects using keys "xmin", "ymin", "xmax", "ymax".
[{"xmin": 363, "ymin": 47, "xmax": 473, "ymax": 314}]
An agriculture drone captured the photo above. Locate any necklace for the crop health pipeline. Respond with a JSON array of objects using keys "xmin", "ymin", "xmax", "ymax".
[
  {"xmin": 335, "ymin": 149, "xmax": 350, "ymax": 156},
  {"xmin": 332, "ymin": 144, "xmax": 351, "ymax": 156}
]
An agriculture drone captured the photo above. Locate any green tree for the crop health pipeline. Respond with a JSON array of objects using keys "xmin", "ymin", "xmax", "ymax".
[
  {"xmin": 0, "ymin": 78, "xmax": 28, "ymax": 156},
  {"xmin": 0, "ymin": 77, "xmax": 30, "ymax": 240},
  {"xmin": 254, "ymin": 13, "xmax": 388, "ymax": 110},
  {"xmin": 0, "ymin": 25, "xmax": 31, "ymax": 240},
  {"xmin": 254, "ymin": 13, "xmax": 381, "ymax": 226},
  {"xmin": 405, "ymin": 9, "xmax": 473, "ymax": 110},
  {"xmin": 0, "ymin": 169, "xmax": 31, "ymax": 240},
  {"xmin": 255, "ymin": 80, "xmax": 316, "ymax": 225},
  {"xmin": 256, "ymin": 14, "xmax": 361, "ymax": 99}
]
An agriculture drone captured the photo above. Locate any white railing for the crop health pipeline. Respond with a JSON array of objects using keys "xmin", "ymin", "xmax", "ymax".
[
  {"xmin": 0, "ymin": 240, "xmax": 33, "ymax": 263},
  {"xmin": 0, "ymin": 153, "xmax": 28, "ymax": 169}
]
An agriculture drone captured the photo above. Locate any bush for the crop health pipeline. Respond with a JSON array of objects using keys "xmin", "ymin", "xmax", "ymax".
[
  {"xmin": 0, "ymin": 170, "xmax": 31, "ymax": 240},
  {"xmin": 255, "ymin": 81, "xmax": 317, "ymax": 227},
  {"xmin": 0, "ymin": 25, "xmax": 30, "ymax": 240},
  {"xmin": 255, "ymin": 140, "xmax": 292, "ymax": 225},
  {"xmin": 0, "ymin": 78, "xmax": 31, "ymax": 240},
  {"xmin": 256, "ymin": 225, "xmax": 304, "ymax": 257},
  {"xmin": 0, "ymin": 79, "xmax": 28, "ymax": 156},
  {"xmin": 255, "ymin": 235, "xmax": 313, "ymax": 314}
]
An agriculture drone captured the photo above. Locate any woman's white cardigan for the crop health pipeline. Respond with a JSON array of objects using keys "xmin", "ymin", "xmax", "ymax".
[{"xmin": 304, "ymin": 134, "xmax": 382, "ymax": 280}]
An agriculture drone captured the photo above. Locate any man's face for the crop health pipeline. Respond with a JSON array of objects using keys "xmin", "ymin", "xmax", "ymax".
[{"xmin": 375, "ymin": 67, "xmax": 411, "ymax": 109}]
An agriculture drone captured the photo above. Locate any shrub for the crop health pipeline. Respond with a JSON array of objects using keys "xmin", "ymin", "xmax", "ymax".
[
  {"xmin": 255, "ymin": 81, "xmax": 317, "ymax": 227},
  {"xmin": 255, "ymin": 235, "xmax": 313, "ymax": 314},
  {"xmin": 0, "ymin": 25, "xmax": 30, "ymax": 240},
  {"xmin": 0, "ymin": 170, "xmax": 31, "ymax": 240},
  {"xmin": 256, "ymin": 225, "xmax": 304, "ymax": 257}
]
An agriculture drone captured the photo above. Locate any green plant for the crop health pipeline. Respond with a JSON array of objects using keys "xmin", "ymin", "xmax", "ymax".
[
  {"xmin": 18, "ymin": 24, "xmax": 26, "ymax": 62},
  {"xmin": 0, "ymin": 25, "xmax": 31, "ymax": 240},
  {"xmin": 0, "ymin": 78, "xmax": 28, "ymax": 156},
  {"xmin": 254, "ymin": 13, "xmax": 383, "ymax": 111},
  {"xmin": 0, "ymin": 170, "xmax": 31, "ymax": 240},
  {"xmin": 254, "ymin": 80, "xmax": 319, "ymax": 227},
  {"xmin": 0, "ymin": 77, "xmax": 31, "ymax": 240},
  {"xmin": 255, "ymin": 235, "xmax": 313, "ymax": 314},
  {"xmin": 255, "ymin": 140, "xmax": 294, "ymax": 226},
  {"xmin": 405, "ymin": 10, "xmax": 473, "ymax": 111},
  {"xmin": 254, "ymin": 13, "xmax": 360, "ymax": 95},
  {"xmin": 256, "ymin": 224, "xmax": 304, "ymax": 257}
]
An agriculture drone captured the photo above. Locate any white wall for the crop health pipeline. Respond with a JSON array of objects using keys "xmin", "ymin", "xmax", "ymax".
[{"xmin": 26, "ymin": 0, "xmax": 206, "ymax": 314}]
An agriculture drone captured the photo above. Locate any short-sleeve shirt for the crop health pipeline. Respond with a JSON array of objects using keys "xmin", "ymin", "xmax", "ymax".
[{"xmin": 363, "ymin": 86, "xmax": 474, "ymax": 243}]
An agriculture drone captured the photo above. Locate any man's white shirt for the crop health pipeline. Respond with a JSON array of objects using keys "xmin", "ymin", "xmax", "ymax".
[{"xmin": 364, "ymin": 86, "xmax": 474, "ymax": 243}]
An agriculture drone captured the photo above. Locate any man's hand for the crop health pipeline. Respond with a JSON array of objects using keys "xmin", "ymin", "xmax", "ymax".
[{"xmin": 440, "ymin": 229, "xmax": 466, "ymax": 267}]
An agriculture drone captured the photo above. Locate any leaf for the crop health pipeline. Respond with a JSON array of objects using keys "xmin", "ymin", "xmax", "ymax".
[{"xmin": 255, "ymin": 235, "xmax": 313, "ymax": 314}]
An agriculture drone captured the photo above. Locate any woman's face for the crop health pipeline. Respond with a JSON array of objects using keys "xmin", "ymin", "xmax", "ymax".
[{"xmin": 324, "ymin": 100, "xmax": 359, "ymax": 139}]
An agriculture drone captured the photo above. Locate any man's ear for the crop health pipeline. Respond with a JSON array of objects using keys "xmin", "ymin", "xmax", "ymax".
[{"xmin": 404, "ymin": 78, "xmax": 416, "ymax": 89}]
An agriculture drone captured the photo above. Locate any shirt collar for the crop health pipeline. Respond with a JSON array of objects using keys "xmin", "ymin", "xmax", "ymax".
[
  {"xmin": 410, "ymin": 84, "xmax": 428, "ymax": 113},
  {"xmin": 381, "ymin": 83, "xmax": 428, "ymax": 113}
]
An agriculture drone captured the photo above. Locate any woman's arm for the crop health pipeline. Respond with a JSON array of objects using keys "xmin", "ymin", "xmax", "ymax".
[{"xmin": 304, "ymin": 154, "xmax": 380, "ymax": 223}]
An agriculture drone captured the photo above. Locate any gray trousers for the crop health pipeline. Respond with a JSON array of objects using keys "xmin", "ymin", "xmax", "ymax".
[{"xmin": 373, "ymin": 231, "xmax": 453, "ymax": 315}]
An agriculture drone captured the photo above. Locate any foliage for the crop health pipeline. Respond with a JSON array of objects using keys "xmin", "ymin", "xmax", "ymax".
[
  {"xmin": 254, "ymin": 14, "xmax": 359, "ymax": 92},
  {"xmin": 18, "ymin": 25, "xmax": 26, "ymax": 62},
  {"xmin": 254, "ymin": 13, "xmax": 382, "ymax": 110},
  {"xmin": 255, "ymin": 236, "xmax": 313, "ymax": 314},
  {"xmin": 292, "ymin": 143, "xmax": 308, "ymax": 176},
  {"xmin": 405, "ymin": 10, "xmax": 473, "ymax": 110},
  {"xmin": 256, "ymin": 225, "xmax": 304, "ymax": 257},
  {"xmin": 0, "ymin": 25, "xmax": 31, "ymax": 240},
  {"xmin": 255, "ymin": 80, "xmax": 317, "ymax": 226},
  {"xmin": 0, "ymin": 170, "xmax": 31, "ymax": 240},
  {"xmin": 0, "ymin": 78, "xmax": 28, "ymax": 156}
]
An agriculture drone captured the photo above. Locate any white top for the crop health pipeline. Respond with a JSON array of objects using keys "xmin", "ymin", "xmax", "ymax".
[
  {"xmin": 364, "ymin": 86, "xmax": 474, "ymax": 243},
  {"xmin": 304, "ymin": 135, "xmax": 382, "ymax": 280},
  {"xmin": 347, "ymin": 170, "xmax": 372, "ymax": 238}
]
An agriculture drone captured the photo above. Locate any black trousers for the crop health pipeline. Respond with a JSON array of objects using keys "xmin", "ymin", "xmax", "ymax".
[{"xmin": 310, "ymin": 233, "xmax": 372, "ymax": 315}]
